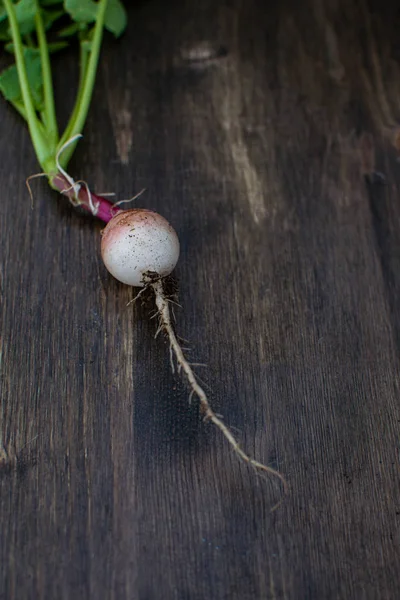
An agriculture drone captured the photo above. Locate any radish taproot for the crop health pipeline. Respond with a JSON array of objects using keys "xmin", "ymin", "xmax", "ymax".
[{"xmin": 0, "ymin": 0, "xmax": 287, "ymax": 506}]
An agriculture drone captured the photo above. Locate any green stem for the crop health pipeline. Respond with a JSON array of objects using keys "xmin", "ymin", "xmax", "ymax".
[
  {"xmin": 3, "ymin": 0, "xmax": 51, "ymax": 171},
  {"xmin": 58, "ymin": 0, "xmax": 109, "ymax": 169},
  {"xmin": 59, "ymin": 40, "xmax": 90, "ymax": 146},
  {"xmin": 35, "ymin": 5, "xmax": 58, "ymax": 144}
]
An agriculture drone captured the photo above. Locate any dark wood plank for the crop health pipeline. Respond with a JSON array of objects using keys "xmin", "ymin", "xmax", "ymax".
[{"xmin": 1, "ymin": 0, "xmax": 400, "ymax": 598}]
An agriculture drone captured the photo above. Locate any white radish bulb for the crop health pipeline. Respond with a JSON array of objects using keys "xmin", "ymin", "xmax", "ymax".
[{"xmin": 101, "ymin": 209, "xmax": 180, "ymax": 287}]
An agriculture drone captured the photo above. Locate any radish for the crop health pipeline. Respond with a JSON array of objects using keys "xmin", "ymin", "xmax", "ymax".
[
  {"xmin": 0, "ymin": 0, "xmax": 287, "ymax": 506},
  {"xmin": 101, "ymin": 209, "xmax": 180, "ymax": 287},
  {"xmin": 101, "ymin": 209, "xmax": 287, "ymax": 505}
]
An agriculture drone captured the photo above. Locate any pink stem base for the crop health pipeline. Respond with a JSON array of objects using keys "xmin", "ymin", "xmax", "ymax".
[{"xmin": 50, "ymin": 174, "xmax": 122, "ymax": 223}]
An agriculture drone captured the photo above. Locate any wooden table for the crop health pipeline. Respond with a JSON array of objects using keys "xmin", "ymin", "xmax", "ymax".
[{"xmin": 1, "ymin": 1, "xmax": 399, "ymax": 598}]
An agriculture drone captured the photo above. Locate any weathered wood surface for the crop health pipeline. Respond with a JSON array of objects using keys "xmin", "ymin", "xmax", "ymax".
[{"xmin": 1, "ymin": 0, "xmax": 400, "ymax": 598}]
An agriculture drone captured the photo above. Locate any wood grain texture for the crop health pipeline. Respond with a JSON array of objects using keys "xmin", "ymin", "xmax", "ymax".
[{"xmin": 1, "ymin": 0, "xmax": 400, "ymax": 598}]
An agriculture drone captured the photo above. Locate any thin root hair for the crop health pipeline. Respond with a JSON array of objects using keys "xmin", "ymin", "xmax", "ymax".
[
  {"xmin": 25, "ymin": 172, "xmax": 48, "ymax": 207},
  {"xmin": 113, "ymin": 187, "xmax": 146, "ymax": 209},
  {"xmin": 126, "ymin": 285, "xmax": 149, "ymax": 307},
  {"xmin": 58, "ymin": 179, "xmax": 88, "ymax": 208},
  {"xmin": 166, "ymin": 297, "xmax": 182, "ymax": 309},
  {"xmin": 81, "ymin": 179, "xmax": 99, "ymax": 215},
  {"xmin": 169, "ymin": 343, "xmax": 175, "ymax": 374},
  {"xmin": 150, "ymin": 278, "xmax": 288, "ymax": 511},
  {"xmin": 60, "ymin": 178, "xmax": 99, "ymax": 215},
  {"xmin": 55, "ymin": 136, "xmax": 100, "ymax": 216},
  {"xmin": 56, "ymin": 134, "xmax": 83, "ymax": 198}
]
